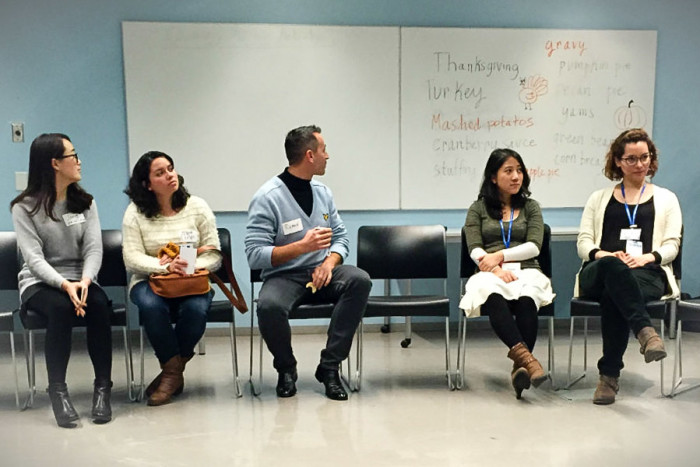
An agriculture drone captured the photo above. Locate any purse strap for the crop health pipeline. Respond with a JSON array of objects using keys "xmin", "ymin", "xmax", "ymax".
[{"xmin": 209, "ymin": 254, "xmax": 248, "ymax": 313}]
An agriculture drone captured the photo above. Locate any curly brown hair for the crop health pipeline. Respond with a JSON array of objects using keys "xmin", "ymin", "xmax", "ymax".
[{"xmin": 603, "ymin": 128, "xmax": 658, "ymax": 181}]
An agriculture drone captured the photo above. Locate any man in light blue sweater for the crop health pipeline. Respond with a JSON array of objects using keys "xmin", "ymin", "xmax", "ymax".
[{"xmin": 245, "ymin": 125, "xmax": 371, "ymax": 401}]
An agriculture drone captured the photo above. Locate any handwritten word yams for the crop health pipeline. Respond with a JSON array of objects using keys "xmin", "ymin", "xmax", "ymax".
[{"xmin": 545, "ymin": 40, "xmax": 587, "ymax": 58}]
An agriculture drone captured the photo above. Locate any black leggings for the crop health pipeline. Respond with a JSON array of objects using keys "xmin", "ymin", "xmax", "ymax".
[
  {"xmin": 24, "ymin": 283, "xmax": 112, "ymax": 384},
  {"xmin": 484, "ymin": 293, "xmax": 539, "ymax": 351}
]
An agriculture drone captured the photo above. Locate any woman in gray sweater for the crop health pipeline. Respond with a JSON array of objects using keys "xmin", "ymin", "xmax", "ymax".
[{"xmin": 11, "ymin": 133, "xmax": 112, "ymax": 428}]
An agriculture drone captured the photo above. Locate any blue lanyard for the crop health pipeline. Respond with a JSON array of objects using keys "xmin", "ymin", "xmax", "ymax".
[
  {"xmin": 499, "ymin": 208, "xmax": 514, "ymax": 248},
  {"xmin": 621, "ymin": 183, "xmax": 646, "ymax": 227}
]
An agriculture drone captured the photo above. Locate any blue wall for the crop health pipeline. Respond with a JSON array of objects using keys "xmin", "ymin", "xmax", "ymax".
[{"xmin": 2, "ymin": 0, "xmax": 699, "ymax": 306}]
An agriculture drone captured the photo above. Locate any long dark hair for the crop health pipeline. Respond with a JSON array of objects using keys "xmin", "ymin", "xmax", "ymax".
[
  {"xmin": 478, "ymin": 148, "xmax": 531, "ymax": 220},
  {"xmin": 124, "ymin": 151, "xmax": 190, "ymax": 218},
  {"xmin": 10, "ymin": 133, "xmax": 93, "ymax": 220}
]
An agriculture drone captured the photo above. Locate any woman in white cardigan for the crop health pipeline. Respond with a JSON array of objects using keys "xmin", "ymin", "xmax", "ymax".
[{"xmin": 576, "ymin": 128, "xmax": 682, "ymax": 405}]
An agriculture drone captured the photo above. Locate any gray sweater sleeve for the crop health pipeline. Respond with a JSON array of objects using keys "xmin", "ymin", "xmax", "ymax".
[
  {"xmin": 81, "ymin": 202, "xmax": 103, "ymax": 282},
  {"xmin": 12, "ymin": 202, "xmax": 66, "ymax": 289}
]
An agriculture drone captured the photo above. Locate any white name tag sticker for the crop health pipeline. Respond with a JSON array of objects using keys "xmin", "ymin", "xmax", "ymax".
[
  {"xmin": 180, "ymin": 230, "xmax": 198, "ymax": 243},
  {"xmin": 282, "ymin": 218, "xmax": 303, "ymax": 236},
  {"xmin": 626, "ymin": 239, "xmax": 644, "ymax": 257},
  {"xmin": 62, "ymin": 213, "xmax": 85, "ymax": 226},
  {"xmin": 502, "ymin": 262, "xmax": 521, "ymax": 271},
  {"xmin": 620, "ymin": 228, "xmax": 641, "ymax": 241}
]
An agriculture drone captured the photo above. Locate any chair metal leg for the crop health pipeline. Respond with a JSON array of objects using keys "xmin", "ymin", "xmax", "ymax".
[
  {"xmin": 342, "ymin": 323, "xmax": 362, "ymax": 392},
  {"xmin": 122, "ymin": 325, "xmax": 141, "ymax": 402},
  {"xmin": 445, "ymin": 317, "xmax": 453, "ymax": 390},
  {"xmin": 565, "ymin": 316, "xmax": 588, "ymax": 389},
  {"xmin": 547, "ymin": 316, "xmax": 558, "ymax": 389},
  {"xmin": 401, "ymin": 316, "xmax": 412, "ymax": 348},
  {"xmin": 248, "ymin": 307, "xmax": 262, "ymax": 397},
  {"xmin": 10, "ymin": 331, "xmax": 20, "ymax": 409},
  {"xmin": 198, "ymin": 339, "xmax": 206, "ymax": 355},
  {"xmin": 229, "ymin": 322, "xmax": 242, "ymax": 398},
  {"xmin": 453, "ymin": 311, "xmax": 467, "ymax": 390},
  {"xmin": 666, "ymin": 320, "xmax": 700, "ymax": 397},
  {"xmin": 21, "ymin": 330, "xmax": 36, "ymax": 410}
]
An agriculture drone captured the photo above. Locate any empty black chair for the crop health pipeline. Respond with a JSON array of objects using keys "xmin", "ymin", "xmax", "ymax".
[
  {"xmin": 0, "ymin": 231, "xmax": 21, "ymax": 408},
  {"xmin": 248, "ymin": 270, "xmax": 359, "ymax": 395},
  {"xmin": 454, "ymin": 224, "xmax": 556, "ymax": 390},
  {"xmin": 19, "ymin": 230, "xmax": 135, "ymax": 407},
  {"xmin": 566, "ymin": 235, "xmax": 682, "ymax": 394},
  {"xmin": 357, "ymin": 225, "xmax": 452, "ymax": 389}
]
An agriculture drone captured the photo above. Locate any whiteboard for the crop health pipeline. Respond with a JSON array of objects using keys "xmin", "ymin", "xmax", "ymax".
[
  {"xmin": 122, "ymin": 22, "xmax": 400, "ymax": 211},
  {"xmin": 400, "ymin": 28, "xmax": 657, "ymax": 209},
  {"xmin": 123, "ymin": 24, "xmax": 656, "ymax": 211}
]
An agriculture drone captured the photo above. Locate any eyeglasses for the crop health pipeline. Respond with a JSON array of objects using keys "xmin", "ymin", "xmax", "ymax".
[
  {"xmin": 55, "ymin": 153, "xmax": 79, "ymax": 162},
  {"xmin": 619, "ymin": 154, "xmax": 650, "ymax": 166}
]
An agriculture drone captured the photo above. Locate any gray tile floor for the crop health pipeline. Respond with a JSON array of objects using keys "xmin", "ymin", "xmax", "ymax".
[{"xmin": 1, "ymin": 325, "xmax": 700, "ymax": 467}]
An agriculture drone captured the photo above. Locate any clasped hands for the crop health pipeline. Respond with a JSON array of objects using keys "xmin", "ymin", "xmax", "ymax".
[
  {"xmin": 61, "ymin": 278, "xmax": 91, "ymax": 317},
  {"xmin": 597, "ymin": 250, "xmax": 654, "ymax": 269},
  {"xmin": 477, "ymin": 251, "xmax": 518, "ymax": 283}
]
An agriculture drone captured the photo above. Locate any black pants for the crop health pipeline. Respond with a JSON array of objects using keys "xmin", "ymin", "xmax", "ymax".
[
  {"xmin": 24, "ymin": 283, "xmax": 112, "ymax": 384},
  {"xmin": 578, "ymin": 256, "xmax": 666, "ymax": 378},
  {"xmin": 256, "ymin": 265, "xmax": 371, "ymax": 373},
  {"xmin": 483, "ymin": 293, "xmax": 539, "ymax": 351}
]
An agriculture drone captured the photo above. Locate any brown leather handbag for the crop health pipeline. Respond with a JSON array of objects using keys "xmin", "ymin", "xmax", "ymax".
[
  {"xmin": 149, "ymin": 268, "xmax": 211, "ymax": 298},
  {"xmin": 148, "ymin": 242, "xmax": 248, "ymax": 313}
]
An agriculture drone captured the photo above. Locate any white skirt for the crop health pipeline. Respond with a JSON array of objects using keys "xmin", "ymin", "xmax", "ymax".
[{"xmin": 459, "ymin": 269, "xmax": 555, "ymax": 318}]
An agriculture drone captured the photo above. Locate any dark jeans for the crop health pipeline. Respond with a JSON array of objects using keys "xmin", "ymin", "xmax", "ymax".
[
  {"xmin": 130, "ymin": 281, "xmax": 212, "ymax": 364},
  {"xmin": 578, "ymin": 256, "xmax": 666, "ymax": 378},
  {"xmin": 24, "ymin": 283, "xmax": 112, "ymax": 384},
  {"xmin": 256, "ymin": 264, "xmax": 371, "ymax": 373},
  {"xmin": 484, "ymin": 293, "xmax": 539, "ymax": 351}
]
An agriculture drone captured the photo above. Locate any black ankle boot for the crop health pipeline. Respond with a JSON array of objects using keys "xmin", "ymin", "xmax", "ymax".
[
  {"xmin": 47, "ymin": 382, "xmax": 79, "ymax": 428},
  {"xmin": 92, "ymin": 379, "xmax": 113, "ymax": 424}
]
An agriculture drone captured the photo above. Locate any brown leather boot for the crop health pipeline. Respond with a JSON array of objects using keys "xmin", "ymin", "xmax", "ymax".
[
  {"xmin": 511, "ymin": 363, "xmax": 531, "ymax": 400},
  {"xmin": 593, "ymin": 375, "xmax": 619, "ymax": 405},
  {"xmin": 145, "ymin": 354, "xmax": 193, "ymax": 397},
  {"xmin": 507, "ymin": 342, "xmax": 547, "ymax": 388},
  {"xmin": 147, "ymin": 356, "xmax": 184, "ymax": 406},
  {"xmin": 637, "ymin": 326, "xmax": 667, "ymax": 363}
]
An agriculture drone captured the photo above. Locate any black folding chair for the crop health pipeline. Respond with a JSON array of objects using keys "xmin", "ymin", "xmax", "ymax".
[
  {"xmin": 454, "ymin": 224, "xmax": 556, "ymax": 390},
  {"xmin": 248, "ymin": 270, "xmax": 359, "ymax": 395},
  {"xmin": 19, "ymin": 230, "xmax": 136, "ymax": 408},
  {"xmin": 0, "ymin": 232, "xmax": 21, "ymax": 408},
  {"xmin": 566, "ymin": 236, "xmax": 682, "ymax": 395},
  {"xmin": 357, "ymin": 225, "xmax": 452, "ymax": 390}
]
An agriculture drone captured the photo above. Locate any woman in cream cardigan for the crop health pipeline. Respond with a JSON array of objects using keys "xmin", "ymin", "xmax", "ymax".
[{"xmin": 575, "ymin": 128, "xmax": 681, "ymax": 405}]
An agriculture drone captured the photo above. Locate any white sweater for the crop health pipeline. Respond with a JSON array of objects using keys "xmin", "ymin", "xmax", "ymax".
[
  {"xmin": 575, "ymin": 184, "xmax": 682, "ymax": 299},
  {"xmin": 122, "ymin": 195, "xmax": 222, "ymax": 290}
]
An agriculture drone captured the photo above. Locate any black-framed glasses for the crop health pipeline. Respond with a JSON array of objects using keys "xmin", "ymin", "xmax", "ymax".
[
  {"xmin": 620, "ymin": 154, "xmax": 650, "ymax": 166},
  {"xmin": 55, "ymin": 153, "xmax": 79, "ymax": 162}
]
